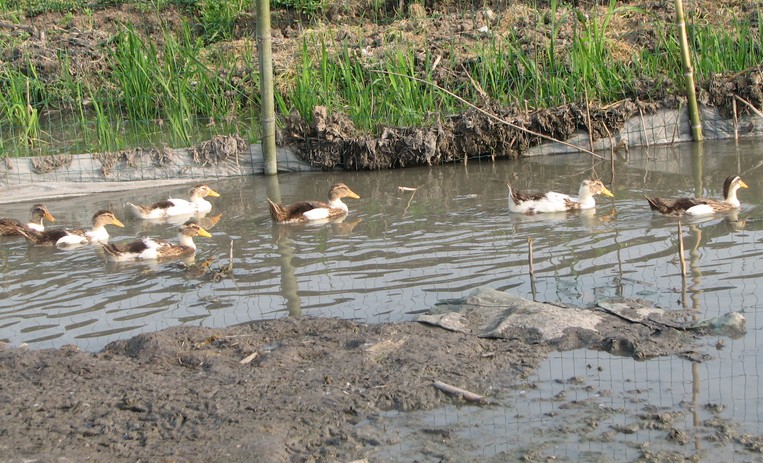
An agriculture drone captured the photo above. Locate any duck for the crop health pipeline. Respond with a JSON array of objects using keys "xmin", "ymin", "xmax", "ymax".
[
  {"xmin": 126, "ymin": 184, "xmax": 220, "ymax": 219},
  {"xmin": 508, "ymin": 179, "xmax": 614, "ymax": 214},
  {"xmin": 0, "ymin": 204, "xmax": 56, "ymax": 236},
  {"xmin": 644, "ymin": 175, "xmax": 749, "ymax": 216},
  {"xmin": 100, "ymin": 219, "xmax": 212, "ymax": 262},
  {"xmin": 20, "ymin": 210, "xmax": 124, "ymax": 247},
  {"xmin": 266, "ymin": 183, "xmax": 360, "ymax": 224}
]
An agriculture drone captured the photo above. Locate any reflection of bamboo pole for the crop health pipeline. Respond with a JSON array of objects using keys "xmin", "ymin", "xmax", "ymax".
[
  {"xmin": 265, "ymin": 176, "xmax": 301, "ymax": 316},
  {"xmin": 675, "ymin": 0, "xmax": 703, "ymax": 141},
  {"xmin": 277, "ymin": 236, "xmax": 301, "ymax": 317}
]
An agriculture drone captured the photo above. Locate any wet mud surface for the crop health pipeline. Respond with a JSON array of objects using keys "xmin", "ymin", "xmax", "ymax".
[{"xmin": 0, "ymin": 300, "xmax": 750, "ymax": 462}]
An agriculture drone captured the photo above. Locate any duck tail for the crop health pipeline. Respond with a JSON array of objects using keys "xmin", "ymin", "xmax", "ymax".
[
  {"xmin": 100, "ymin": 242, "xmax": 120, "ymax": 260},
  {"xmin": 643, "ymin": 195, "xmax": 660, "ymax": 212},
  {"xmin": 266, "ymin": 198, "xmax": 288, "ymax": 223},
  {"xmin": 125, "ymin": 202, "xmax": 147, "ymax": 219}
]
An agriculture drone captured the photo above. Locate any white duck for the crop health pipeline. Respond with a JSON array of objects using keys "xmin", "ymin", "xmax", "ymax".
[
  {"xmin": 508, "ymin": 179, "xmax": 614, "ymax": 214},
  {"xmin": 126, "ymin": 184, "xmax": 220, "ymax": 219}
]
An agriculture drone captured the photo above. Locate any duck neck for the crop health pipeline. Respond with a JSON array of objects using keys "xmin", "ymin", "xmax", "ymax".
[
  {"xmin": 725, "ymin": 184, "xmax": 741, "ymax": 207},
  {"xmin": 27, "ymin": 220, "xmax": 44, "ymax": 231},
  {"xmin": 178, "ymin": 233, "xmax": 197, "ymax": 250},
  {"xmin": 328, "ymin": 197, "xmax": 348, "ymax": 211},
  {"xmin": 577, "ymin": 185, "xmax": 596, "ymax": 209}
]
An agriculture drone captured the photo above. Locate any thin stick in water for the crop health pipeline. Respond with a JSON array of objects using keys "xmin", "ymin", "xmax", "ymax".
[
  {"xmin": 678, "ymin": 222, "xmax": 687, "ymax": 277},
  {"xmin": 528, "ymin": 237, "xmax": 535, "ymax": 275}
]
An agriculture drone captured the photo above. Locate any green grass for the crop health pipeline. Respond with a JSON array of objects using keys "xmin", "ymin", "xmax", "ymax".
[{"xmin": 1, "ymin": 0, "xmax": 762, "ymax": 157}]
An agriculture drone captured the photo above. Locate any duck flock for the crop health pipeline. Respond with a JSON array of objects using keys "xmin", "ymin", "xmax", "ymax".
[{"xmin": 0, "ymin": 175, "xmax": 749, "ymax": 263}]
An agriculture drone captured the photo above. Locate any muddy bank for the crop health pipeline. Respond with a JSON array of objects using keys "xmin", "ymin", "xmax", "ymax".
[
  {"xmin": 282, "ymin": 64, "xmax": 763, "ymax": 171},
  {"xmin": 0, "ymin": 289, "xmax": 747, "ymax": 462},
  {"xmin": 0, "ymin": 318, "xmax": 548, "ymax": 462}
]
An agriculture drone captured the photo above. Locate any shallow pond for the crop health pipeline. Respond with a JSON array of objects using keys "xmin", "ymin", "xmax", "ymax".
[{"xmin": 1, "ymin": 138, "xmax": 762, "ymax": 459}]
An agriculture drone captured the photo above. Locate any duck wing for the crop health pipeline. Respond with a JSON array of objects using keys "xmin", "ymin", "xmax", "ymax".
[
  {"xmin": 0, "ymin": 218, "xmax": 25, "ymax": 236},
  {"xmin": 644, "ymin": 196, "xmax": 702, "ymax": 216}
]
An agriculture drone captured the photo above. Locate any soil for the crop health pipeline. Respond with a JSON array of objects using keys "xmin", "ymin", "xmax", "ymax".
[
  {"xmin": 0, "ymin": 303, "xmax": 735, "ymax": 462},
  {"xmin": 0, "ymin": 317, "xmax": 551, "ymax": 462},
  {"xmin": 1, "ymin": 1, "xmax": 761, "ymax": 461}
]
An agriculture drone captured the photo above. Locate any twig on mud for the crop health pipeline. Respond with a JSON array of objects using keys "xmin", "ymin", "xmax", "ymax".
[
  {"xmin": 239, "ymin": 352, "xmax": 259, "ymax": 365},
  {"xmin": 370, "ymin": 70, "xmax": 606, "ymax": 160},
  {"xmin": 433, "ymin": 380, "xmax": 485, "ymax": 403}
]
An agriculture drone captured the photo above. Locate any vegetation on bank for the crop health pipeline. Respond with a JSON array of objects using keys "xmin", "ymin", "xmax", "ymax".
[{"xmin": 0, "ymin": 0, "xmax": 761, "ymax": 157}]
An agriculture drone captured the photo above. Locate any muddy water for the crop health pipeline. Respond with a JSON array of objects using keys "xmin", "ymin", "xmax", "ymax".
[{"xmin": 1, "ymin": 139, "xmax": 762, "ymax": 458}]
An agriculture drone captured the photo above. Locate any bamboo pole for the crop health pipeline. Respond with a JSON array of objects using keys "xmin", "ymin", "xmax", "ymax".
[
  {"xmin": 674, "ymin": 0, "xmax": 703, "ymax": 141},
  {"xmin": 257, "ymin": 0, "xmax": 278, "ymax": 175}
]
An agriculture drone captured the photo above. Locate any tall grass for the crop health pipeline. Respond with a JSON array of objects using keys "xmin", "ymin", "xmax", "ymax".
[
  {"xmin": 2, "ymin": 1, "xmax": 763, "ymax": 158},
  {"xmin": 0, "ymin": 65, "xmax": 42, "ymax": 150},
  {"xmin": 110, "ymin": 22, "xmax": 254, "ymax": 146},
  {"xmin": 289, "ymin": 36, "xmax": 453, "ymax": 130}
]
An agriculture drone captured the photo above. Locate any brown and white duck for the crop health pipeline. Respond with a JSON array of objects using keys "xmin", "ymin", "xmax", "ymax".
[
  {"xmin": 101, "ymin": 219, "xmax": 211, "ymax": 262},
  {"xmin": 0, "ymin": 204, "xmax": 56, "ymax": 236},
  {"xmin": 645, "ymin": 175, "xmax": 749, "ymax": 216},
  {"xmin": 21, "ymin": 210, "xmax": 124, "ymax": 247},
  {"xmin": 266, "ymin": 183, "xmax": 361, "ymax": 224}
]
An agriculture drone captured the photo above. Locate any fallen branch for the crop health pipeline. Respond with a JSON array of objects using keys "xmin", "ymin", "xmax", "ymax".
[
  {"xmin": 239, "ymin": 352, "xmax": 259, "ymax": 365},
  {"xmin": 734, "ymin": 95, "xmax": 763, "ymax": 120},
  {"xmin": 433, "ymin": 380, "xmax": 484, "ymax": 403}
]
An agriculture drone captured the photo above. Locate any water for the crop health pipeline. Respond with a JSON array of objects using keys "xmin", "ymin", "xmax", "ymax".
[{"xmin": 2, "ymin": 138, "xmax": 763, "ymax": 458}]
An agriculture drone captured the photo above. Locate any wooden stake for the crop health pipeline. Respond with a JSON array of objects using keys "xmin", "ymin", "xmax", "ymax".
[
  {"xmin": 528, "ymin": 237, "xmax": 535, "ymax": 275},
  {"xmin": 585, "ymin": 88, "xmax": 595, "ymax": 153},
  {"xmin": 732, "ymin": 96, "xmax": 739, "ymax": 141},
  {"xmin": 678, "ymin": 222, "xmax": 687, "ymax": 277}
]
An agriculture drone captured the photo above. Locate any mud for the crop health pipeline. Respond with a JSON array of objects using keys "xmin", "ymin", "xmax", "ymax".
[
  {"xmin": 0, "ymin": 297, "xmax": 746, "ymax": 462},
  {"xmin": 0, "ymin": 317, "xmax": 549, "ymax": 462}
]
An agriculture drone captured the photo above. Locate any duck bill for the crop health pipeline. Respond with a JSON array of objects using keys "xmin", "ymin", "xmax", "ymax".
[
  {"xmin": 207, "ymin": 188, "xmax": 221, "ymax": 197},
  {"xmin": 197, "ymin": 227, "xmax": 212, "ymax": 238},
  {"xmin": 601, "ymin": 187, "xmax": 615, "ymax": 198},
  {"xmin": 346, "ymin": 190, "xmax": 360, "ymax": 199},
  {"xmin": 112, "ymin": 218, "xmax": 126, "ymax": 228},
  {"xmin": 44, "ymin": 211, "xmax": 56, "ymax": 222},
  {"xmin": 740, "ymin": 180, "xmax": 750, "ymax": 189}
]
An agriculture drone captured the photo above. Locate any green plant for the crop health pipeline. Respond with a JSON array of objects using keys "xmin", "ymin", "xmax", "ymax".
[{"xmin": 199, "ymin": 0, "xmax": 250, "ymax": 43}]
